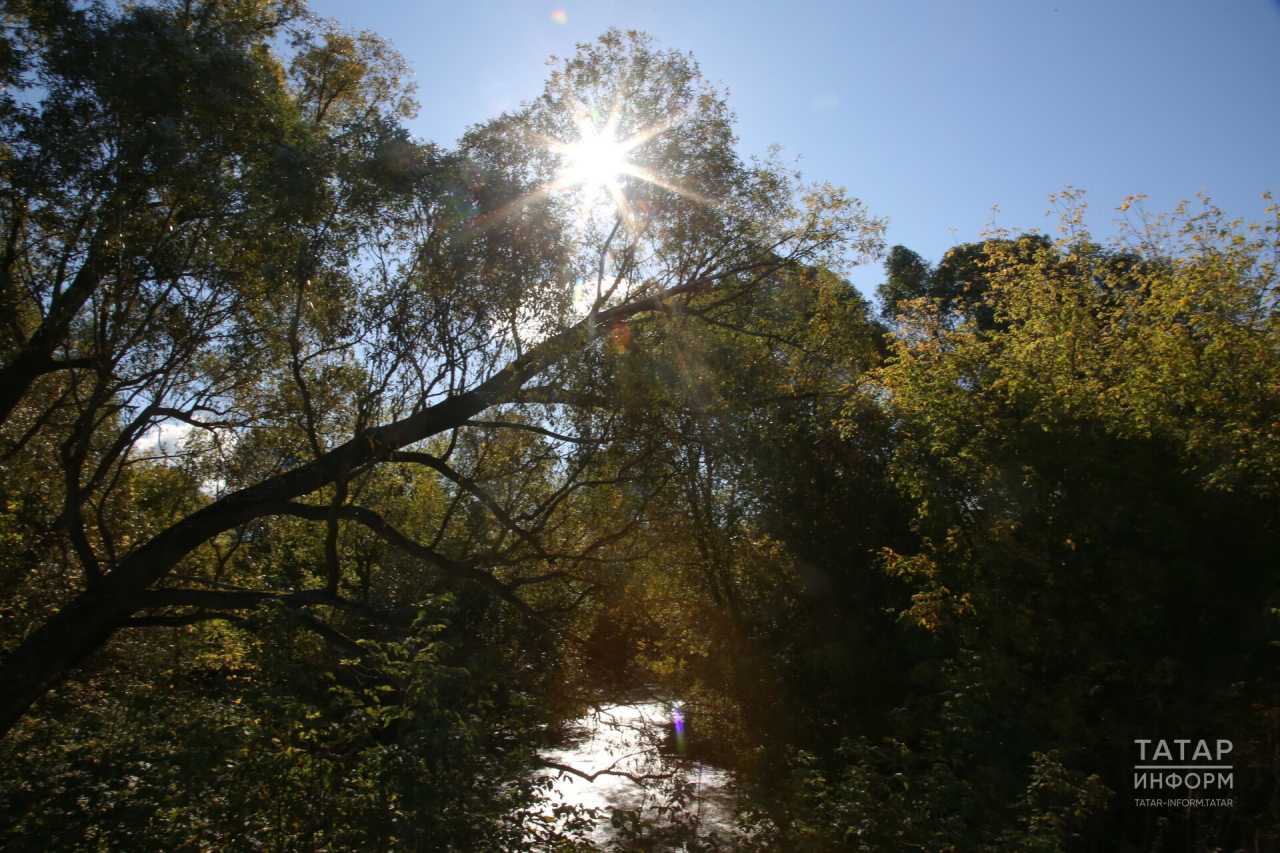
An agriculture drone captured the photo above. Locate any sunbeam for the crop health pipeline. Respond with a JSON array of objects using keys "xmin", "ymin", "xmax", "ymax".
[{"xmin": 537, "ymin": 103, "xmax": 707, "ymax": 234}]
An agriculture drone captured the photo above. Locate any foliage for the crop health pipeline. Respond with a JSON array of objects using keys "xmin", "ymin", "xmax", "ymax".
[
  {"xmin": 877, "ymin": 235, "xmax": 1052, "ymax": 329},
  {"xmin": 608, "ymin": 192, "xmax": 1280, "ymax": 852},
  {"xmin": 0, "ymin": 600, "xmax": 570, "ymax": 851},
  {"xmin": 827, "ymin": 192, "xmax": 1280, "ymax": 851}
]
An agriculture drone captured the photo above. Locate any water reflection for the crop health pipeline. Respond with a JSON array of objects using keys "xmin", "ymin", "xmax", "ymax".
[{"xmin": 538, "ymin": 697, "xmax": 733, "ymax": 848}]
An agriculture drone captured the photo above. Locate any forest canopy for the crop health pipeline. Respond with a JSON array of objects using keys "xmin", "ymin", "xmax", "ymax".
[{"xmin": 0, "ymin": 2, "xmax": 1277, "ymax": 851}]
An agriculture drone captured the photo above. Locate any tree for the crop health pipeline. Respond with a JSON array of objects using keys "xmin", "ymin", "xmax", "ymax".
[
  {"xmin": 877, "ymin": 234, "xmax": 1052, "ymax": 330},
  {"xmin": 836, "ymin": 193, "xmax": 1280, "ymax": 851},
  {"xmin": 0, "ymin": 3, "xmax": 882, "ymax": 750}
]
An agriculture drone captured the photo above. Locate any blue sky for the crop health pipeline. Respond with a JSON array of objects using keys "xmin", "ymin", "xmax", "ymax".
[{"xmin": 308, "ymin": 0, "xmax": 1280, "ymax": 297}]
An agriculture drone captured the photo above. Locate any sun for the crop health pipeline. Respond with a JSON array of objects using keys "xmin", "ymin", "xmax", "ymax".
[
  {"xmin": 558, "ymin": 129, "xmax": 631, "ymax": 190},
  {"xmin": 468, "ymin": 103, "xmax": 705, "ymax": 241},
  {"xmin": 540, "ymin": 104, "xmax": 700, "ymax": 232},
  {"xmin": 546, "ymin": 105, "xmax": 651, "ymax": 213}
]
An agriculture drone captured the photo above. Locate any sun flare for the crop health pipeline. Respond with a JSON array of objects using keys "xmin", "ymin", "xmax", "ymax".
[
  {"xmin": 466, "ymin": 104, "xmax": 706, "ymax": 242},
  {"xmin": 537, "ymin": 104, "xmax": 702, "ymax": 233},
  {"xmin": 547, "ymin": 106, "xmax": 651, "ymax": 210},
  {"xmin": 559, "ymin": 130, "xmax": 630, "ymax": 190}
]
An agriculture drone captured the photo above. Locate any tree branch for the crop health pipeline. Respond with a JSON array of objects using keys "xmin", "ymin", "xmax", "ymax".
[
  {"xmin": 538, "ymin": 757, "xmax": 671, "ymax": 785},
  {"xmin": 389, "ymin": 450, "xmax": 544, "ymax": 554},
  {"xmin": 462, "ymin": 419, "xmax": 606, "ymax": 445},
  {"xmin": 0, "ymin": 269, "xmax": 740, "ymax": 736},
  {"xmin": 121, "ymin": 612, "xmax": 244, "ymax": 628}
]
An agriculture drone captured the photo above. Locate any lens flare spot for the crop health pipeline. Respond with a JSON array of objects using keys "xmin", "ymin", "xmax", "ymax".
[
  {"xmin": 671, "ymin": 700, "xmax": 686, "ymax": 754},
  {"xmin": 551, "ymin": 9, "xmax": 567, "ymax": 24},
  {"xmin": 609, "ymin": 320, "xmax": 632, "ymax": 352}
]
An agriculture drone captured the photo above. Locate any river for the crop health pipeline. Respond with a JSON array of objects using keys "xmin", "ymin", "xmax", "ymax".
[{"xmin": 537, "ymin": 695, "xmax": 736, "ymax": 850}]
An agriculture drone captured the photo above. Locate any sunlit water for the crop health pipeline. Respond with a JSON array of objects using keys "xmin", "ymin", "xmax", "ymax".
[{"xmin": 537, "ymin": 697, "xmax": 735, "ymax": 848}]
